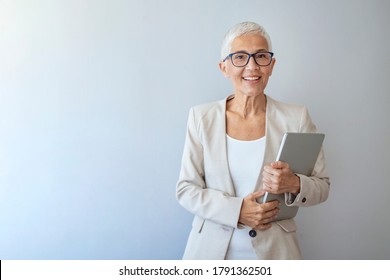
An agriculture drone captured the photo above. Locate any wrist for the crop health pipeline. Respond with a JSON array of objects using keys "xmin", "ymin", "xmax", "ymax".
[{"xmin": 292, "ymin": 174, "xmax": 301, "ymax": 195}]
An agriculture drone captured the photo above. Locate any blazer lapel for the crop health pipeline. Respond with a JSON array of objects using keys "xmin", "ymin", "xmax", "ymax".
[{"xmin": 219, "ymin": 95, "xmax": 237, "ymax": 196}]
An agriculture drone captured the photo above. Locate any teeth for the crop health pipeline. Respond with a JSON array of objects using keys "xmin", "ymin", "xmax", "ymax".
[{"xmin": 243, "ymin": 77, "xmax": 260, "ymax": 80}]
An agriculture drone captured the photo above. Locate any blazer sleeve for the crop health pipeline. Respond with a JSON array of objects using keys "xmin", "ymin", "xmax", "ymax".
[
  {"xmin": 287, "ymin": 107, "xmax": 330, "ymax": 207},
  {"xmin": 176, "ymin": 108, "xmax": 243, "ymax": 228}
]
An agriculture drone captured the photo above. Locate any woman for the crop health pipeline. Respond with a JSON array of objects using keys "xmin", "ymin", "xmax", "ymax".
[{"xmin": 176, "ymin": 22, "xmax": 330, "ymax": 259}]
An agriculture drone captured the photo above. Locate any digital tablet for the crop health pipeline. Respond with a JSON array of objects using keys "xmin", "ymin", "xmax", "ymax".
[{"xmin": 261, "ymin": 132, "xmax": 325, "ymax": 221}]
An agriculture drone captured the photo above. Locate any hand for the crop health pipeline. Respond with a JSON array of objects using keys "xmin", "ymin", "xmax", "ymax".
[
  {"xmin": 262, "ymin": 161, "xmax": 300, "ymax": 195},
  {"xmin": 238, "ymin": 190, "xmax": 280, "ymax": 231}
]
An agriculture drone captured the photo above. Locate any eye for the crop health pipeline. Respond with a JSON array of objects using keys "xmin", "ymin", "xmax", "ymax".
[
  {"xmin": 232, "ymin": 53, "xmax": 248, "ymax": 61},
  {"xmin": 255, "ymin": 53, "xmax": 268, "ymax": 59}
]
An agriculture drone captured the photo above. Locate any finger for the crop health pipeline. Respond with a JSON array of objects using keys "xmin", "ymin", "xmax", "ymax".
[
  {"xmin": 265, "ymin": 185, "xmax": 284, "ymax": 195},
  {"xmin": 263, "ymin": 177, "xmax": 279, "ymax": 192},
  {"xmin": 251, "ymin": 189, "xmax": 266, "ymax": 199},
  {"xmin": 262, "ymin": 200, "xmax": 280, "ymax": 210},
  {"xmin": 254, "ymin": 200, "xmax": 278, "ymax": 213},
  {"xmin": 262, "ymin": 169, "xmax": 272, "ymax": 179},
  {"xmin": 271, "ymin": 161, "xmax": 283, "ymax": 168},
  {"xmin": 263, "ymin": 166, "xmax": 282, "ymax": 178},
  {"xmin": 255, "ymin": 208, "xmax": 278, "ymax": 220},
  {"xmin": 260, "ymin": 216, "xmax": 276, "ymax": 225},
  {"xmin": 262, "ymin": 172, "xmax": 280, "ymax": 187},
  {"xmin": 269, "ymin": 173, "xmax": 282, "ymax": 184},
  {"xmin": 255, "ymin": 223, "xmax": 272, "ymax": 231},
  {"xmin": 263, "ymin": 163, "xmax": 282, "ymax": 174},
  {"xmin": 271, "ymin": 161, "xmax": 289, "ymax": 169},
  {"xmin": 259, "ymin": 207, "xmax": 279, "ymax": 224},
  {"xmin": 262, "ymin": 183, "xmax": 273, "ymax": 194},
  {"xmin": 268, "ymin": 206, "xmax": 280, "ymax": 217},
  {"xmin": 271, "ymin": 161, "xmax": 290, "ymax": 169},
  {"xmin": 263, "ymin": 165, "xmax": 274, "ymax": 174}
]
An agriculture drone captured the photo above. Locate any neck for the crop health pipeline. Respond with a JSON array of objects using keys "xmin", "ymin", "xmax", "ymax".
[{"xmin": 229, "ymin": 93, "xmax": 267, "ymax": 118}]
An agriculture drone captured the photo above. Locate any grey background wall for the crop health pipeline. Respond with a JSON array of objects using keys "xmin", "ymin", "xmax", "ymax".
[{"xmin": 1, "ymin": 0, "xmax": 389, "ymax": 259}]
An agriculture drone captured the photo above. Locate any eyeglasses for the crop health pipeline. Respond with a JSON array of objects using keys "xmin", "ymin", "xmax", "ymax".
[{"xmin": 223, "ymin": 51, "xmax": 274, "ymax": 67}]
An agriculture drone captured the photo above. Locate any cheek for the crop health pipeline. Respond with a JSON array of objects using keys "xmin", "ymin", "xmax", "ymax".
[
  {"xmin": 266, "ymin": 62, "xmax": 275, "ymax": 76},
  {"xmin": 225, "ymin": 65, "xmax": 243, "ymax": 78},
  {"xmin": 262, "ymin": 67, "xmax": 273, "ymax": 76},
  {"xmin": 261, "ymin": 70, "xmax": 273, "ymax": 83},
  {"xmin": 260, "ymin": 76, "xmax": 270, "ymax": 87}
]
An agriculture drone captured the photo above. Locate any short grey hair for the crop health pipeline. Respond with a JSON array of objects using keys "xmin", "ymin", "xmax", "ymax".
[{"xmin": 220, "ymin": 21, "xmax": 272, "ymax": 60}]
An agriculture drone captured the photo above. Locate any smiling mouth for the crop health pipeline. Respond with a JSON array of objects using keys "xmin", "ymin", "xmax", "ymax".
[{"xmin": 242, "ymin": 76, "xmax": 261, "ymax": 81}]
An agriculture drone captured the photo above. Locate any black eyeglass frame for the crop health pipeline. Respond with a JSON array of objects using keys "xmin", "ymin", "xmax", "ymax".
[{"xmin": 223, "ymin": 51, "xmax": 274, "ymax": 67}]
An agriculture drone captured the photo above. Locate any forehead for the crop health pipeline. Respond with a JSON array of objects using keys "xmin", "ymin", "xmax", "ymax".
[{"xmin": 231, "ymin": 34, "xmax": 269, "ymax": 52}]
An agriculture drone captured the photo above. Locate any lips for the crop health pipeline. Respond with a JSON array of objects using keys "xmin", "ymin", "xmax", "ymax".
[{"xmin": 242, "ymin": 76, "xmax": 261, "ymax": 81}]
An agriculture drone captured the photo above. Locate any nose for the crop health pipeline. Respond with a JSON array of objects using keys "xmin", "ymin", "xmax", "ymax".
[{"xmin": 245, "ymin": 55, "xmax": 259, "ymax": 70}]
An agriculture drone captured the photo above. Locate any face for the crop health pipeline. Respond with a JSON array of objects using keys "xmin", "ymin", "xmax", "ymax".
[{"xmin": 219, "ymin": 34, "xmax": 275, "ymax": 97}]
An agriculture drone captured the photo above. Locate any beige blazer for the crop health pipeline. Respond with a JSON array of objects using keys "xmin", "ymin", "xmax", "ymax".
[{"xmin": 176, "ymin": 95, "xmax": 330, "ymax": 259}]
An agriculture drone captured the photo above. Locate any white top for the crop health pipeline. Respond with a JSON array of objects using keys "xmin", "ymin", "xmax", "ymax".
[{"xmin": 225, "ymin": 134, "xmax": 266, "ymax": 260}]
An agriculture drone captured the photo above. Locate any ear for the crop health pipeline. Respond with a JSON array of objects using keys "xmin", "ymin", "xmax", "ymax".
[
  {"xmin": 218, "ymin": 61, "xmax": 229, "ymax": 78},
  {"xmin": 268, "ymin": 58, "xmax": 276, "ymax": 76}
]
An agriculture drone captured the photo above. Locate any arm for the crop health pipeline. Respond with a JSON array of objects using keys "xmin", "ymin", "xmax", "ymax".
[
  {"xmin": 290, "ymin": 146, "xmax": 330, "ymax": 206},
  {"xmin": 262, "ymin": 107, "xmax": 330, "ymax": 207},
  {"xmin": 293, "ymin": 106, "xmax": 330, "ymax": 206}
]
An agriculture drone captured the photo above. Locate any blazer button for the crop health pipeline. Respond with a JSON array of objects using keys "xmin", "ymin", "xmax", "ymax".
[
  {"xmin": 249, "ymin": 229, "xmax": 257, "ymax": 238},
  {"xmin": 302, "ymin": 197, "xmax": 307, "ymax": 203}
]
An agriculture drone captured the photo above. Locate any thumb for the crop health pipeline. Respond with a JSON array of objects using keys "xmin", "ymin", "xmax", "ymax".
[{"xmin": 271, "ymin": 161, "xmax": 287, "ymax": 169}]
